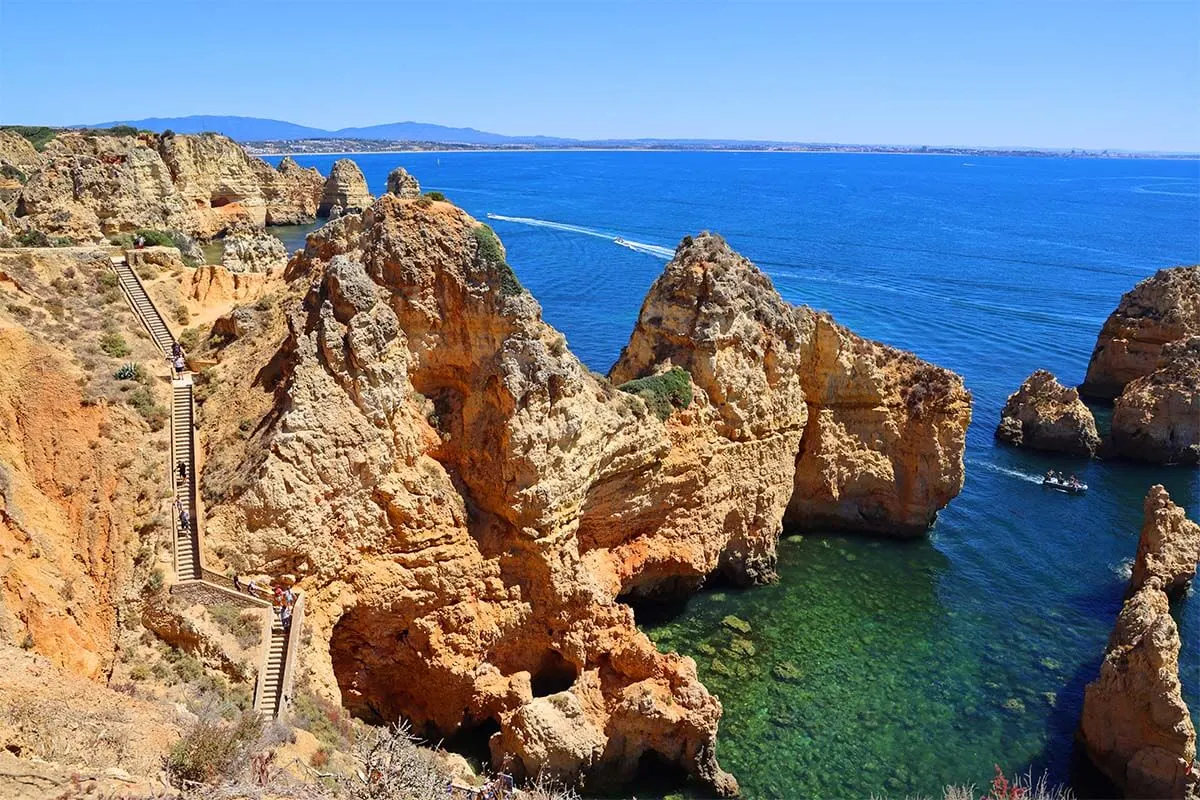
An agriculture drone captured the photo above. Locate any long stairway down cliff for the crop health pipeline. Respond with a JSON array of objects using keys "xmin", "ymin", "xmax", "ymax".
[
  {"xmin": 109, "ymin": 251, "xmax": 301, "ymax": 720},
  {"xmin": 111, "ymin": 255, "xmax": 174, "ymax": 357}
]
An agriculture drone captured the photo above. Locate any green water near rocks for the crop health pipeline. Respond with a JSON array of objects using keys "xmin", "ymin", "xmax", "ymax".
[{"xmin": 643, "ymin": 521, "xmax": 1197, "ymax": 799}]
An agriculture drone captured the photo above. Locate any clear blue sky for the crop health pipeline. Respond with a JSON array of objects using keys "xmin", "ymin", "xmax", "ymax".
[{"xmin": 1, "ymin": 0, "xmax": 1197, "ymax": 151}]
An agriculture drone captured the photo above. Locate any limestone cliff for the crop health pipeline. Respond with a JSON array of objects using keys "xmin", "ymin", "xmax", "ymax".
[
  {"xmin": 611, "ymin": 233, "xmax": 972, "ymax": 537},
  {"xmin": 192, "ymin": 199, "xmax": 969, "ymax": 792},
  {"xmin": 12, "ymin": 132, "xmax": 323, "ymax": 242},
  {"xmin": 386, "ymin": 166, "xmax": 422, "ymax": 198},
  {"xmin": 1130, "ymin": 484, "xmax": 1200, "ymax": 597},
  {"xmin": 1111, "ymin": 336, "xmax": 1200, "ymax": 465},
  {"xmin": 1080, "ymin": 485, "xmax": 1199, "ymax": 799},
  {"xmin": 318, "ymin": 159, "xmax": 372, "ymax": 217},
  {"xmin": 995, "ymin": 370, "xmax": 1099, "ymax": 456},
  {"xmin": 0, "ymin": 248, "xmax": 171, "ymax": 679},
  {"xmin": 221, "ymin": 226, "xmax": 289, "ymax": 273},
  {"xmin": 1080, "ymin": 265, "xmax": 1200, "ymax": 400}
]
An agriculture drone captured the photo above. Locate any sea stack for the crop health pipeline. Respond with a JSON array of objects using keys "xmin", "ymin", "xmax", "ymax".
[
  {"xmin": 995, "ymin": 369, "xmax": 1100, "ymax": 456},
  {"xmin": 1079, "ymin": 265, "xmax": 1200, "ymax": 401},
  {"xmin": 1110, "ymin": 336, "xmax": 1200, "ymax": 465},
  {"xmin": 1079, "ymin": 485, "xmax": 1199, "ymax": 798},
  {"xmin": 318, "ymin": 158, "xmax": 372, "ymax": 216}
]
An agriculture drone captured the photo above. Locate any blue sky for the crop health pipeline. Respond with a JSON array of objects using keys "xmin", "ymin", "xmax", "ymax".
[{"xmin": 1, "ymin": 0, "xmax": 1196, "ymax": 151}]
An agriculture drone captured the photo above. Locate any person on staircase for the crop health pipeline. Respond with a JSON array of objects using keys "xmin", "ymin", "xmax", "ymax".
[
  {"xmin": 172, "ymin": 352, "xmax": 186, "ymax": 376},
  {"xmin": 176, "ymin": 460, "xmax": 188, "ymax": 484},
  {"xmin": 175, "ymin": 499, "xmax": 190, "ymax": 533}
]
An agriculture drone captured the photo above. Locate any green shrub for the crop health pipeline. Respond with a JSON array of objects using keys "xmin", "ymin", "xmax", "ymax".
[
  {"xmin": 97, "ymin": 270, "xmax": 120, "ymax": 290},
  {"xmin": 471, "ymin": 224, "xmax": 524, "ymax": 297},
  {"xmin": 99, "ymin": 331, "xmax": 131, "ymax": 357},
  {"xmin": 423, "ymin": 190, "xmax": 446, "ymax": 201},
  {"xmin": 415, "ymin": 195, "xmax": 433, "ymax": 209},
  {"xmin": 14, "ymin": 229, "xmax": 50, "ymax": 247},
  {"xmin": 618, "ymin": 367, "xmax": 694, "ymax": 421},
  {"xmin": 130, "ymin": 663, "xmax": 152, "ymax": 681},
  {"xmin": 127, "ymin": 386, "xmax": 168, "ymax": 430},
  {"xmin": 293, "ymin": 690, "xmax": 356, "ymax": 750},
  {"xmin": 85, "ymin": 124, "xmax": 139, "ymax": 138},
  {"xmin": 166, "ymin": 710, "xmax": 262, "ymax": 786},
  {"xmin": 208, "ymin": 603, "xmax": 262, "ymax": 650},
  {"xmin": 114, "ymin": 362, "xmax": 146, "ymax": 382},
  {"xmin": 1, "ymin": 125, "xmax": 57, "ymax": 151},
  {"xmin": 178, "ymin": 327, "xmax": 201, "ymax": 353},
  {"xmin": 0, "ymin": 164, "xmax": 26, "ymax": 184},
  {"xmin": 173, "ymin": 303, "xmax": 190, "ymax": 326}
]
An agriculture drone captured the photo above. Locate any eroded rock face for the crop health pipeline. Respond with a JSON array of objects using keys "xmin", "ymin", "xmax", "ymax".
[
  {"xmin": 995, "ymin": 370, "xmax": 1099, "ymax": 456},
  {"xmin": 318, "ymin": 159, "xmax": 372, "ymax": 217},
  {"xmin": 13, "ymin": 132, "xmax": 324, "ymax": 241},
  {"xmin": 612, "ymin": 233, "xmax": 973, "ymax": 537},
  {"xmin": 386, "ymin": 167, "xmax": 422, "ymax": 198},
  {"xmin": 221, "ymin": 228, "xmax": 288, "ymax": 273},
  {"xmin": 200, "ymin": 211, "xmax": 969, "ymax": 793},
  {"xmin": 1130, "ymin": 485, "xmax": 1200, "ymax": 597},
  {"xmin": 265, "ymin": 157, "xmax": 324, "ymax": 225},
  {"xmin": 1080, "ymin": 585, "xmax": 1197, "ymax": 798},
  {"xmin": 1111, "ymin": 336, "xmax": 1200, "ymax": 465},
  {"xmin": 0, "ymin": 131, "xmax": 43, "ymax": 175},
  {"xmin": 1080, "ymin": 266, "xmax": 1200, "ymax": 400}
]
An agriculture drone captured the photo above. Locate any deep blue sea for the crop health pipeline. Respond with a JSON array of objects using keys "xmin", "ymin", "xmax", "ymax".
[{"xmin": 269, "ymin": 151, "xmax": 1200, "ymax": 798}]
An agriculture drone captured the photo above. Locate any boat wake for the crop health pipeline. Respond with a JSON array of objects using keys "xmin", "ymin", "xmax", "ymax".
[
  {"xmin": 487, "ymin": 213, "xmax": 675, "ymax": 259},
  {"xmin": 970, "ymin": 460, "xmax": 1044, "ymax": 485}
]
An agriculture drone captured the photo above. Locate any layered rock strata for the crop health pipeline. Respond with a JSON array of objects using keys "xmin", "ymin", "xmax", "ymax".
[
  {"xmin": 1080, "ymin": 266, "xmax": 1200, "ymax": 400},
  {"xmin": 995, "ymin": 370, "xmax": 1100, "ymax": 456},
  {"xmin": 13, "ymin": 132, "xmax": 324, "ymax": 241},
  {"xmin": 196, "ymin": 196, "xmax": 969, "ymax": 793},
  {"xmin": 318, "ymin": 159, "xmax": 372, "ymax": 217},
  {"xmin": 1111, "ymin": 336, "xmax": 1200, "ymax": 465},
  {"xmin": 1080, "ymin": 486, "xmax": 1199, "ymax": 799}
]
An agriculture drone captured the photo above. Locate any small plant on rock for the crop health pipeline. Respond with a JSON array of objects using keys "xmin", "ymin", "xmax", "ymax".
[
  {"xmin": 99, "ymin": 331, "xmax": 131, "ymax": 357},
  {"xmin": 617, "ymin": 367, "xmax": 693, "ymax": 421}
]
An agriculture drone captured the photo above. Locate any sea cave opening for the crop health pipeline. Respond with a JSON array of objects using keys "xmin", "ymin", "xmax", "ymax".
[
  {"xmin": 530, "ymin": 650, "xmax": 578, "ymax": 697},
  {"xmin": 439, "ymin": 715, "xmax": 501, "ymax": 770}
]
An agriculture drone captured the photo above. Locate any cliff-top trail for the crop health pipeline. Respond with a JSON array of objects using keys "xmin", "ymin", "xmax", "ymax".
[{"xmin": 0, "ymin": 132, "xmax": 973, "ymax": 798}]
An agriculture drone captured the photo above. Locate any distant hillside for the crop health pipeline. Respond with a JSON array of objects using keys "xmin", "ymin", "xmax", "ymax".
[{"xmin": 82, "ymin": 115, "xmax": 569, "ymax": 145}]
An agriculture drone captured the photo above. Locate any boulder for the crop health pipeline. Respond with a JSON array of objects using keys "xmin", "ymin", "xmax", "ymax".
[
  {"xmin": 386, "ymin": 167, "xmax": 422, "ymax": 198},
  {"xmin": 318, "ymin": 159, "xmax": 372, "ymax": 217},
  {"xmin": 995, "ymin": 370, "xmax": 1100, "ymax": 456},
  {"xmin": 221, "ymin": 228, "xmax": 288, "ymax": 273},
  {"xmin": 1111, "ymin": 336, "xmax": 1200, "ymax": 465},
  {"xmin": 126, "ymin": 245, "xmax": 186, "ymax": 274},
  {"xmin": 491, "ymin": 692, "xmax": 607, "ymax": 783},
  {"xmin": 1079, "ymin": 585, "xmax": 1197, "ymax": 799},
  {"xmin": 1130, "ymin": 485, "xmax": 1200, "ymax": 596},
  {"xmin": 1080, "ymin": 265, "xmax": 1200, "ymax": 400}
]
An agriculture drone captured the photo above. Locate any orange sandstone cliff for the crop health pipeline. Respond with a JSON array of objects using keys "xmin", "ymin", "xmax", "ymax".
[{"xmin": 188, "ymin": 192, "xmax": 971, "ymax": 792}]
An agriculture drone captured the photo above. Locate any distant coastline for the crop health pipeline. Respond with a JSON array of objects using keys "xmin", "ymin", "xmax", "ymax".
[{"xmin": 246, "ymin": 138, "xmax": 1199, "ymax": 160}]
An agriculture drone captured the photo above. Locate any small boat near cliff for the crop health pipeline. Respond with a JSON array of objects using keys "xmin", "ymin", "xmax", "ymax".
[{"xmin": 1042, "ymin": 476, "xmax": 1087, "ymax": 495}]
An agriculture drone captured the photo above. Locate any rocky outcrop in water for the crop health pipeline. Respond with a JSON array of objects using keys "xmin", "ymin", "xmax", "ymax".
[
  {"xmin": 12, "ymin": 132, "xmax": 324, "ymax": 242},
  {"xmin": 1130, "ymin": 484, "xmax": 1200, "ymax": 596},
  {"xmin": 192, "ymin": 194, "xmax": 970, "ymax": 793},
  {"xmin": 318, "ymin": 159, "xmax": 372, "ymax": 217},
  {"xmin": 1080, "ymin": 485, "xmax": 1199, "ymax": 799},
  {"xmin": 386, "ymin": 167, "xmax": 421, "ymax": 198},
  {"xmin": 1080, "ymin": 266, "xmax": 1200, "ymax": 401},
  {"xmin": 221, "ymin": 227, "xmax": 288, "ymax": 273},
  {"xmin": 995, "ymin": 370, "xmax": 1099, "ymax": 456},
  {"xmin": 1111, "ymin": 336, "xmax": 1200, "ymax": 465}
]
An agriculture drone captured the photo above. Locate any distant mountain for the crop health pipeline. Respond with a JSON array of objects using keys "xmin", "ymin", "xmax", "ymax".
[
  {"xmin": 82, "ymin": 115, "xmax": 573, "ymax": 145},
  {"xmin": 85, "ymin": 115, "xmax": 331, "ymax": 141}
]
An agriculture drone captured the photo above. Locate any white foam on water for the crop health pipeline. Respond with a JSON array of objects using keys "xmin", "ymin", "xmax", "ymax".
[
  {"xmin": 487, "ymin": 213, "xmax": 674, "ymax": 259},
  {"xmin": 969, "ymin": 460, "xmax": 1044, "ymax": 485},
  {"xmin": 1112, "ymin": 557, "xmax": 1133, "ymax": 581}
]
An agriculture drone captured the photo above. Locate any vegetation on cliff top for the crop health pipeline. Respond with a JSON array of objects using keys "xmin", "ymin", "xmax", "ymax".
[
  {"xmin": 1, "ymin": 124, "xmax": 57, "ymax": 150},
  {"xmin": 618, "ymin": 366, "xmax": 694, "ymax": 420},
  {"xmin": 471, "ymin": 223, "xmax": 524, "ymax": 297}
]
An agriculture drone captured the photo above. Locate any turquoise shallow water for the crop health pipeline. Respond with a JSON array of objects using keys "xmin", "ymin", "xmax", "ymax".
[{"xmin": 268, "ymin": 152, "xmax": 1199, "ymax": 798}]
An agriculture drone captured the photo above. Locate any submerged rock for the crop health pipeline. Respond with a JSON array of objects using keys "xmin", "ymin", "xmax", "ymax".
[
  {"xmin": 1080, "ymin": 265, "xmax": 1200, "ymax": 400},
  {"xmin": 1111, "ymin": 336, "xmax": 1200, "ymax": 465},
  {"xmin": 1130, "ymin": 485, "xmax": 1200, "ymax": 596},
  {"xmin": 995, "ymin": 369, "xmax": 1099, "ymax": 456},
  {"xmin": 722, "ymin": 615, "xmax": 752, "ymax": 634}
]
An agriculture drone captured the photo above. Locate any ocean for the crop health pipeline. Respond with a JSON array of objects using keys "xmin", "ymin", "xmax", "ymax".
[{"xmin": 267, "ymin": 151, "xmax": 1199, "ymax": 798}]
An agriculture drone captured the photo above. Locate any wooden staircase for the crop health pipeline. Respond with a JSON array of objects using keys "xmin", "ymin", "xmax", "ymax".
[{"xmin": 110, "ymin": 251, "xmax": 301, "ymax": 720}]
